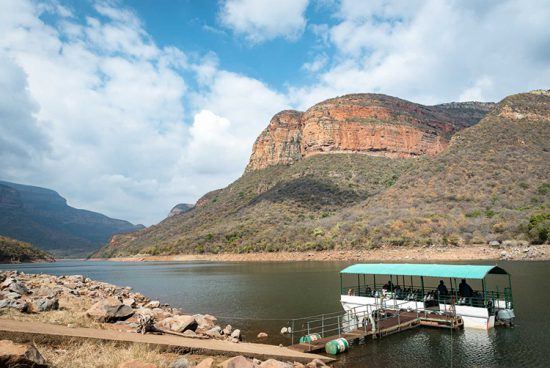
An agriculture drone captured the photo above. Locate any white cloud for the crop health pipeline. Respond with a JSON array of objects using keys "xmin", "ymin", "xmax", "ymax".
[
  {"xmin": 219, "ymin": 0, "xmax": 309, "ymax": 43},
  {"xmin": 292, "ymin": 0, "xmax": 550, "ymax": 107},
  {"xmin": 0, "ymin": 0, "xmax": 289, "ymax": 225}
]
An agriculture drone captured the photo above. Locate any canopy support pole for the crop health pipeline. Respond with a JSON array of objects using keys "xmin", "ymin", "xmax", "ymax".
[
  {"xmin": 340, "ymin": 274, "xmax": 342, "ymax": 295},
  {"xmin": 421, "ymin": 276, "xmax": 425, "ymax": 298}
]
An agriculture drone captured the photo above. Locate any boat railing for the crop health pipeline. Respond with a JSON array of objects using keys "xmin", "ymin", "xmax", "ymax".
[
  {"xmin": 287, "ymin": 298, "xmax": 420, "ymax": 347},
  {"xmin": 341, "ymin": 285, "xmax": 513, "ymax": 310}
]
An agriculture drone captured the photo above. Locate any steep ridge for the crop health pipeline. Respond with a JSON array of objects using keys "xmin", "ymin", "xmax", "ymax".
[
  {"xmin": 0, "ymin": 181, "xmax": 144, "ymax": 258},
  {"xmin": 93, "ymin": 93, "xmax": 507, "ymax": 258},
  {"xmin": 246, "ymin": 94, "xmax": 494, "ymax": 171}
]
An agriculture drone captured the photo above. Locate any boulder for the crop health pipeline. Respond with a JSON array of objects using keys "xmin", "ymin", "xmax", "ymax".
[
  {"xmin": 183, "ymin": 330, "xmax": 197, "ymax": 337},
  {"xmin": 260, "ymin": 359, "xmax": 293, "ymax": 368},
  {"xmin": 1, "ymin": 277, "xmax": 15, "ymax": 289},
  {"xmin": 195, "ymin": 357, "xmax": 214, "ymax": 368},
  {"xmin": 1, "ymin": 292, "xmax": 21, "ymax": 300},
  {"xmin": 219, "ymin": 356, "xmax": 256, "ymax": 368},
  {"xmin": 230, "ymin": 329, "xmax": 241, "ymax": 340},
  {"xmin": 305, "ymin": 359, "xmax": 328, "ymax": 368},
  {"xmin": 145, "ymin": 300, "xmax": 160, "ymax": 308},
  {"xmin": 118, "ymin": 359, "xmax": 157, "ymax": 368},
  {"xmin": 123, "ymin": 298, "xmax": 136, "ymax": 307},
  {"xmin": 7, "ymin": 282, "xmax": 28, "ymax": 295},
  {"xmin": 257, "ymin": 332, "xmax": 268, "ymax": 339},
  {"xmin": 157, "ymin": 315, "xmax": 197, "ymax": 333},
  {"xmin": 222, "ymin": 324, "xmax": 232, "ymax": 335},
  {"xmin": 0, "ymin": 340, "xmax": 48, "ymax": 368},
  {"xmin": 205, "ymin": 326, "xmax": 222, "ymax": 338},
  {"xmin": 86, "ymin": 297, "xmax": 134, "ymax": 322},
  {"xmin": 34, "ymin": 298, "xmax": 59, "ymax": 312},
  {"xmin": 170, "ymin": 357, "xmax": 190, "ymax": 368},
  {"xmin": 194, "ymin": 314, "xmax": 217, "ymax": 331},
  {"xmin": 0, "ymin": 299, "xmax": 29, "ymax": 312},
  {"xmin": 489, "ymin": 240, "xmax": 501, "ymax": 248}
]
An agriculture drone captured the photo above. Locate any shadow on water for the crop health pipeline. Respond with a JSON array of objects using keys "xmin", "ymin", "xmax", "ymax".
[{"xmin": 1, "ymin": 260, "xmax": 549, "ymax": 367}]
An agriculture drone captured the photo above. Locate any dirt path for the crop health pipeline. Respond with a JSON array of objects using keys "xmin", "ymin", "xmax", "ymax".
[
  {"xmin": 0, "ymin": 319, "xmax": 333, "ymax": 364},
  {"xmin": 101, "ymin": 244, "xmax": 550, "ymax": 263}
]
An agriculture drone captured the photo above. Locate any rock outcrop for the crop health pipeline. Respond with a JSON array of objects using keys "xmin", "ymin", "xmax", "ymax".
[
  {"xmin": 246, "ymin": 94, "xmax": 493, "ymax": 171},
  {"xmin": 168, "ymin": 204, "xmax": 194, "ymax": 217}
]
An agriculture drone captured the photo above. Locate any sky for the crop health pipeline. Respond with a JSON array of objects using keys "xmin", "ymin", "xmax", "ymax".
[{"xmin": 0, "ymin": 0, "xmax": 549, "ymax": 225}]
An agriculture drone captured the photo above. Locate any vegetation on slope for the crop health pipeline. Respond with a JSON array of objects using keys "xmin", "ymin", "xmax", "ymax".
[
  {"xmin": 95, "ymin": 154, "xmax": 413, "ymax": 257},
  {"xmin": 95, "ymin": 91, "xmax": 549, "ymax": 257},
  {"xmin": 0, "ymin": 236, "xmax": 55, "ymax": 263}
]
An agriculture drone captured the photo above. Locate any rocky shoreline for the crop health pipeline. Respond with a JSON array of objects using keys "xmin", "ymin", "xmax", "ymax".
[
  {"xmin": 0, "ymin": 271, "xmax": 329, "ymax": 368},
  {"xmin": 102, "ymin": 244, "xmax": 550, "ymax": 263}
]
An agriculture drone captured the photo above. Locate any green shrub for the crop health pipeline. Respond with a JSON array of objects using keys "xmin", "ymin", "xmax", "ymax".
[
  {"xmin": 528, "ymin": 213, "xmax": 550, "ymax": 244},
  {"xmin": 538, "ymin": 183, "xmax": 550, "ymax": 195},
  {"xmin": 465, "ymin": 210, "xmax": 482, "ymax": 218},
  {"xmin": 485, "ymin": 209, "xmax": 496, "ymax": 218}
]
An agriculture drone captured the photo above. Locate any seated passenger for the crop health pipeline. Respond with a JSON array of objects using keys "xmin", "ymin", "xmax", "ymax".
[
  {"xmin": 437, "ymin": 280, "xmax": 448, "ymax": 300},
  {"xmin": 382, "ymin": 280, "xmax": 394, "ymax": 291},
  {"xmin": 459, "ymin": 279, "xmax": 473, "ymax": 298}
]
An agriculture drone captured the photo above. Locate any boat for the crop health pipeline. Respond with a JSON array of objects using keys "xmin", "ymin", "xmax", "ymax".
[{"xmin": 339, "ymin": 263, "xmax": 515, "ymax": 330}]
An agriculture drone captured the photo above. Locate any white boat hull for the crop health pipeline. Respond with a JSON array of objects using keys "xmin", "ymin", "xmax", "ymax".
[{"xmin": 342, "ymin": 295, "xmax": 509, "ymax": 330}]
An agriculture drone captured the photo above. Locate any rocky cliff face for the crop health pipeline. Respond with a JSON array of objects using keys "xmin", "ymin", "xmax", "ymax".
[{"xmin": 246, "ymin": 94, "xmax": 494, "ymax": 171}]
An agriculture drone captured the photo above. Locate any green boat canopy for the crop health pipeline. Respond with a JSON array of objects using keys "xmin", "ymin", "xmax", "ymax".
[{"xmin": 340, "ymin": 263, "xmax": 508, "ymax": 280}]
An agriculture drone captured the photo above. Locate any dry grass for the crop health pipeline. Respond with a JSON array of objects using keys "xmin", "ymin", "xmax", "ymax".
[
  {"xmin": 0, "ymin": 295, "xmax": 102, "ymax": 329},
  {"xmin": 36, "ymin": 340, "xmax": 179, "ymax": 368}
]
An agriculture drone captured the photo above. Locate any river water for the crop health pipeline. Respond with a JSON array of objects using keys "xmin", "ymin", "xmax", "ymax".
[{"xmin": 1, "ymin": 260, "xmax": 548, "ymax": 367}]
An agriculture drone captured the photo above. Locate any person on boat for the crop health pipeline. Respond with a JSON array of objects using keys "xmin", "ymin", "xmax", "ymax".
[
  {"xmin": 437, "ymin": 280, "xmax": 449, "ymax": 300},
  {"xmin": 382, "ymin": 280, "xmax": 394, "ymax": 291},
  {"xmin": 459, "ymin": 279, "xmax": 474, "ymax": 303}
]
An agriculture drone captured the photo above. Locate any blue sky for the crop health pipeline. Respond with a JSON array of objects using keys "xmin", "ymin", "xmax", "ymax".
[{"xmin": 1, "ymin": 0, "xmax": 549, "ymax": 225}]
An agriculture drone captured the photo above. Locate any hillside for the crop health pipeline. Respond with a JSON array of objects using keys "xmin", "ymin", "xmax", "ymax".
[
  {"xmin": 94, "ymin": 93, "xmax": 516, "ymax": 258},
  {"xmin": 0, "ymin": 181, "xmax": 144, "ymax": 258},
  {"xmin": 0, "ymin": 236, "xmax": 54, "ymax": 263}
]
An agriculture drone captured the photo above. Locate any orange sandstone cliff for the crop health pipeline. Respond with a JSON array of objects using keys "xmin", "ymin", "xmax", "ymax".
[{"xmin": 246, "ymin": 94, "xmax": 494, "ymax": 171}]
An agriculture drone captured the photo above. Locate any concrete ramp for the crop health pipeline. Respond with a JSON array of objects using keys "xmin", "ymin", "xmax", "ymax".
[{"xmin": 0, "ymin": 319, "xmax": 334, "ymax": 364}]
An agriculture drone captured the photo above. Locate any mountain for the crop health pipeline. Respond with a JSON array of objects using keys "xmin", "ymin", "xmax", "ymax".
[
  {"xmin": 0, "ymin": 235, "xmax": 54, "ymax": 264},
  {"xmin": 0, "ymin": 181, "xmax": 144, "ymax": 257},
  {"xmin": 97, "ymin": 92, "xmax": 545, "ymax": 258},
  {"xmin": 168, "ymin": 203, "xmax": 195, "ymax": 217},
  {"xmin": 246, "ymin": 94, "xmax": 494, "ymax": 171}
]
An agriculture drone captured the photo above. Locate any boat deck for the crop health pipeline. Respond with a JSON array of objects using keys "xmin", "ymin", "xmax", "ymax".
[{"xmin": 288, "ymin": 310, "xmax": 462, "ymax": 353}]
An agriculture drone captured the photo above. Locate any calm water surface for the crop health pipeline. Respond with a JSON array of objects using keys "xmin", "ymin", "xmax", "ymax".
[{"xmin": 1, "ymin": 260, "xmax": 549, "ymax": 367}]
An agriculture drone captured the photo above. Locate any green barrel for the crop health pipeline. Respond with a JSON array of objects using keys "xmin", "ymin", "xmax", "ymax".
[
  {"xmin": 325, "ymin": 337, "xmax": 349, "ymax": 355},
  {"xmin": 299, "ymin": 333, "xmax": 321, "ymax": 343}
]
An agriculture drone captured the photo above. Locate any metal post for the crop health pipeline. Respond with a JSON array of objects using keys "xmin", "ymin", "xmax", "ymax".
[
  {"xmin": 421, "ymin": 276, "xmax": 425, "ymax": 298},
  {"xmin": 337, "ymin": 315, "xmax": 341, "ymax": 337},
  {"xmin": 508, "ymin": 274, "xmax": 513, "ymax": 308},
  {"xmin": 482, "ymin": 279, "xmax": 486, "ymax": 306},
  {"xmin": 340, "ymin": 274, "xmax": 343, "ymax": 295},
  {"xmin": 357, "ymin": 274, "xmax": 361, "ymax": 296},
  {"xmin": 321, "ymin": 315, "xmax": 324, "ymax": 337},
  {"xmin": 291, "ymin": 320, "xmax": 295, "ymax": 345},
  {"xmin": 374, "ymin": 275, "xmax": 377, "ymax": 291}
]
